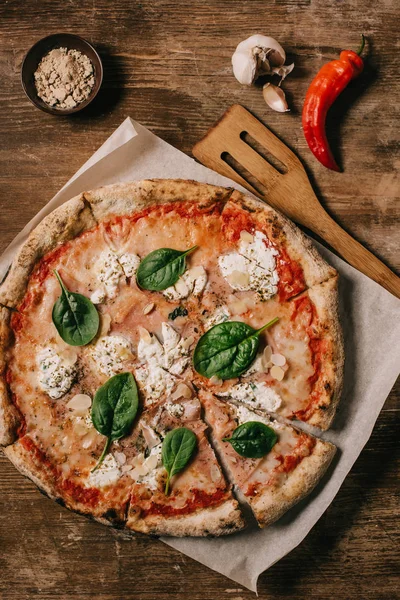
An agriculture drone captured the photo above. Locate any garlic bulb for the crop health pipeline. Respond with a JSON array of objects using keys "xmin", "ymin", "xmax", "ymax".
[
  {"xmin": 262, "ymin": 83, "xmax": 289, "ymax": 112},
  {"xmin": 232, "ymin": 34, "xmax": 287, "ymax": 85}
]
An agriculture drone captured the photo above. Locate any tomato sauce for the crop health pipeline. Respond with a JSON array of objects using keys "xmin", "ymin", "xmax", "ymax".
[{"xmin": 139, "ymin": 488, "xmax": 228, "ymax": 518}]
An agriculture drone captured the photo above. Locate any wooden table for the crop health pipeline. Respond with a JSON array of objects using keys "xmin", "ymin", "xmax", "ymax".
[{"xmin": 0, "ymin": 1, "xmax": 398, "ymax": 598}]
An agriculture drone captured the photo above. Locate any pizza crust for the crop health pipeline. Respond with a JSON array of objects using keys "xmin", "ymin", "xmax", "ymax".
[
  {"xmin": 84, "ymin": 179, "xmax": 233, "ymax": 222},
  {"xmin": 0, "ymin": 307, "xmax": 20, "ymax": 445},
  {"xmin": 228, "ymin": 189, "xmax": 337, "ymax": 288},
  {"xmin": 0, "ymin": 195, "xmax": 96, "ymax": 308},
  {"xmin": 126, "ymin": 496, "xmax": 245, "ymax": 537},
  {"xmin": 251, "ymin": 437, "xmax": 336, "ymax": 527},
  {"xmin": 306, "ymin": 276, "xmax": 345, "ymax": 430},
  {"xmin": 4, "ymin": 439, "xmax": 127, "ymax": 526}
]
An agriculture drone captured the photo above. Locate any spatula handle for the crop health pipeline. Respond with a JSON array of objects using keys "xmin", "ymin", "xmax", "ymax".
[{"xmin": 312, "ymin": 211, "xmax": 400, "ymax": 298}]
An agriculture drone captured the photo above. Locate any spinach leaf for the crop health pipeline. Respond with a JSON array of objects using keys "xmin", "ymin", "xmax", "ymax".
[
  {"xmin": 136, "ymin": 246, "xmax": 197, "ymax": 291},
  {"xmin": 162, "ymin": 427, "xmax": 197, "ymax": 495},
  {"xmin": 193, "ymin": 317, "xmax": 279, "ymax": 380},
  {"xmin": 52, "ymin": 270, "xmax": 99, "ymax": 346},
  {"xmin": 91, "ymin": 372, "xmax": 139, "ymax": 471},
  {"xmin": 223, "ymin": 421, "xmax": 277, "ymax": 458},
  {"xmin": 168, "ymin": 306, "xmax": 188, "ymax": 320}
]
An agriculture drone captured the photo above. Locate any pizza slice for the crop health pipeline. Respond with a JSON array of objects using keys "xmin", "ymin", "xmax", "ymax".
[
  {"xmin": 200, "ymin": 390, "xmax": 335, "ymax": 528},
  {"xmin": 196, "ymin": 277, "xmax": 343, "ymax": 431},
  {"xmin": 125, "ymin": 396, "xmax": 245, "ymax": 536}
]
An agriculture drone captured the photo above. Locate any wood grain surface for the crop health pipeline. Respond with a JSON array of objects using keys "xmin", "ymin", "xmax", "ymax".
[{"xmin": 0, "ymin": 1, "xmax": 398, "ymax": 598}]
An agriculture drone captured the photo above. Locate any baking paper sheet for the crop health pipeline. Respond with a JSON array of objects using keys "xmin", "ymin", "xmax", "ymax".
[{"xmin": 1, "ymin": 118, "xmax": 399, "ymax": 593}]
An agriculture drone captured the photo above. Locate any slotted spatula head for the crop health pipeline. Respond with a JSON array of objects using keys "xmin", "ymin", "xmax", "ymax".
[
  {"xmin": 193, "ymin": 104, "xmax": 400, "ymax": 298},
  {"xmin": 192, "ymin": 104, "xmax": 321, "ymax": 229}
]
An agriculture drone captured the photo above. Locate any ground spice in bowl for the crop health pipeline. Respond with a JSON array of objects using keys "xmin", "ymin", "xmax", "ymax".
[{"xmin": 34, "ymin": 47, "xmax": 95, "ymax": 110}]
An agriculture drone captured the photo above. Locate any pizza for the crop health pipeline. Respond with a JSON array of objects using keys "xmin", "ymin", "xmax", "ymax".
[{"xmin": 0, "ymin": 179, "xmax": 343, "ymax": 536}]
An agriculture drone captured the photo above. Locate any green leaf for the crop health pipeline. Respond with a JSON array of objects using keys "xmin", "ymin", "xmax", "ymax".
[
  {"xmin": 136, "ymin": 246, "xmax": 197, "ymax": 291},
  {"xmin": 162, "ymin": 427, "xmax": 197, "ymax": 495},
  {"xmin": 91, "ymin": 372, "xmax": 139, "ymax": 471},
  {"xmin": 223, "ymin": 421, "xmax": 277, "ymax": 458},
  {"xmin": 52, "ymin": 270, "xmax": 99, "ymax": 346},
  {"xmin": 168, "ymin": 306, "xmax": 188, "ymax": 320},
  {"xmin": 193, "ymin": 317, "xmax": 279, "ymax": 380}
]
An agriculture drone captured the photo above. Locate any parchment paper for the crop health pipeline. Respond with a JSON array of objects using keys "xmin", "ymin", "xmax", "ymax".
[{"xmin": 1, "ymin": 118, "xmax": 399, "ymax": 593}]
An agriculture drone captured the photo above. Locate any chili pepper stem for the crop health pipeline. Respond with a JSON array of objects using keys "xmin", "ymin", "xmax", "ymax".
[{"xmin": 357, "ymin": 34, "xmax": 365, "ymax": 56}]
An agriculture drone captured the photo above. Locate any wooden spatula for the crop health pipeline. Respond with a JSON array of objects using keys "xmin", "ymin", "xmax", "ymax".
[{"xmin": 193, "ymin": 104, "xmax": 400, "ymax": 298}]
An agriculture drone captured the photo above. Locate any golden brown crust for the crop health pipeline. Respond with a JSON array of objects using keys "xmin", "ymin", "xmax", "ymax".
[
  {"xmin": 3, "ymin": 439, "xmax": 126, "ymax": 526},
  {"xmin": 0, "ymin": 307, "xmax": 19, "ymax": 445},
  {"xmin": 251, "ymin": 438, "xmax": 336, "ymax": 527},
  {"xmin": 0, "ymin": 195, "xmax": 96, "ymax": 308},
  {"xmin": 228, "ymin": 189, "xmax": 337, "ymax": 288},
  {"xmin": 126, "ymin": 496, "xmax": 245, "ymax": 537},
  {"xmin": 306, "ymin": 277, "xmax": 345, "ymax": 430},
  {"xmin": 84, "ymin": 179, "xmax": 233, "ymax": 221}
]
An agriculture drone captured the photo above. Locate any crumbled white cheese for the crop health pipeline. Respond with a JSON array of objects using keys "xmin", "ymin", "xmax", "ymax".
[
  {"xmin": 90, "ymin": 288, "xmax": 106, "ymax": 305},
  {"xmin": 87, "ymin": 453, "xmax": 121, "ymax": 488},
  {"xmin": 165, "ymin": 401, "xmax": 185, "ymax": 418},
  {"xmin": 91, "ymin": 335, "xmax": 132, "ymax": 377},
  {"xmin": 119, "ymin": 253, "xmax": 141, "ymax": 278},
  {"xmin": 37, "ymin": 347, "xmax": 78, "ymax": 400},
  {"xmin": 163, "ymin": 266, "xmax": 207, "ymax": 301},
  {"xmin": 204, "ymin": 306, "xmax": 230, "ymax": 330},
  {"xmin": 235, "ymin": 404, "xmax": 270, "ymax": 426},
  {"xmin": 218, "ymin": 381, "xmax": 282, "ymax": 412},
  {"xmin": 135, "ymin": 324, "xmax": 191, "ymax": 403},
  {"xmin": 218, "ymin": 230, "xmax": 279, "ymax": 299},
  {"xmin": 91, "ymin": 249, "xmax": 140, "ymax": 303}
]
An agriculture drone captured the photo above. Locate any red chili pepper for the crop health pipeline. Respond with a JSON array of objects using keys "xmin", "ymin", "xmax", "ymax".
[{"xmin": 302, "ymin": 35, "xmax": 365, "ymax": 171}]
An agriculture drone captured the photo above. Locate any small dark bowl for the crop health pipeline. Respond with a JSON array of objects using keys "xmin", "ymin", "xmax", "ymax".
[{"xmin": 21, "ymin": 33, "xmax": 103, "ymax": 115}]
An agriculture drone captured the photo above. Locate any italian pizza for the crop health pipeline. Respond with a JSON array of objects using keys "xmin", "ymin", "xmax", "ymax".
[{"xmin": 0, "ymin": 179, "xmax": 344, "ymax": 536}]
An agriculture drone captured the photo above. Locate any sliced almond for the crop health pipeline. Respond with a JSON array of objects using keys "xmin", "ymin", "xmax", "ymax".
[
  {"xmin": 271, "ymin": 353, "xmax": 286, "ymax": 367},
  {"xmin": 145, "ymin": 453, "xmax": 159, "ymax": 471},
  {"xmin": 227, "ymin": 270, "xmax": 250, "ymax": 288},
  {"xmin": 74, "ymin": 423, "xmax": 89, "ymax": 437},
  {"xmin": 66, "ymin": 394, "xmax": 92, "ymax": 413},
  {"xmin": 171, "ymin": 382, "xmax": 193, "ymax": 400},
  {"xmin": 182, "ymin": 335, "xmax": 195, "ymax": 350},
  {"xmin": 240, "ymin": 230, "xmax": 254, "ymax": 243},
  {"xmin": 114, "ymin": 451, "xmax": 127, "ymax": 466},
  {"xmin": 263, "ymin": 345, "xmax": 272, "ymax": 363},
  {"xmin": 134, "ymin": 463, "xmax": 149, "ymax": 477},
  {"xmin": 143, "ymin": 302, "xmax": 155, "ymax": 315},
  {"xmin": 59, "ymin": 348, "xmax": 78, "ymax": 367},
  {"xmin": 82, "ymin": 436, "xmax": 93, "ymax": 449},
  {"xmin": 138, "ymin": 326, "xmax": 152, "ymax": 344},
  {"xmin": 100, "ymin": 313, "xmax": 112, "ymax": 337},
  {"xmin": 228, "ymin": 299, "xmax": 247, "ymax": 315},
  {"xmin": 188, "ymin": 265, "xmax": 205, "ymax": 278},
  {"xmin": 175, "ymin": 278, "xmax": 189, "ymax": 296},
  {"xmin": 130, "ymin": 453, "xmax": 145, "ymax": 467},
  {"xmin": 270, "ymin": 365, "xmax": 285, "ymax": 381},
  {"xmin": 210, "ymin": 375, "xmax": 223, "ymax": 387},
  {"xmin": 210, "ymin": 464, "xmax": 221, "ymax": 482},
  {"xmin": 121, "ymin": 464, "xmax": 133, "ymax": 473}
]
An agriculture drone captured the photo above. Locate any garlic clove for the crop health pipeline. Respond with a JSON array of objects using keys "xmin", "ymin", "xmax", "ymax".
[
  {"xmin": 232, "ymin": 34, "xmax": 286, "ymax": 85},
  {"xmin": 271, "ymin": 62, "xmax": 295, "ymax": 82},
  {"xmin": 263, "ymin": 83, "xmax": 289, "ymax": 113}
]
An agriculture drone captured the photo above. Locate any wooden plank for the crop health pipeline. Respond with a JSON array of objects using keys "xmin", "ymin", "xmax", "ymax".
[{"xmin": 0, "ymin": 0, "xmax": 398, "ymax": 598}]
